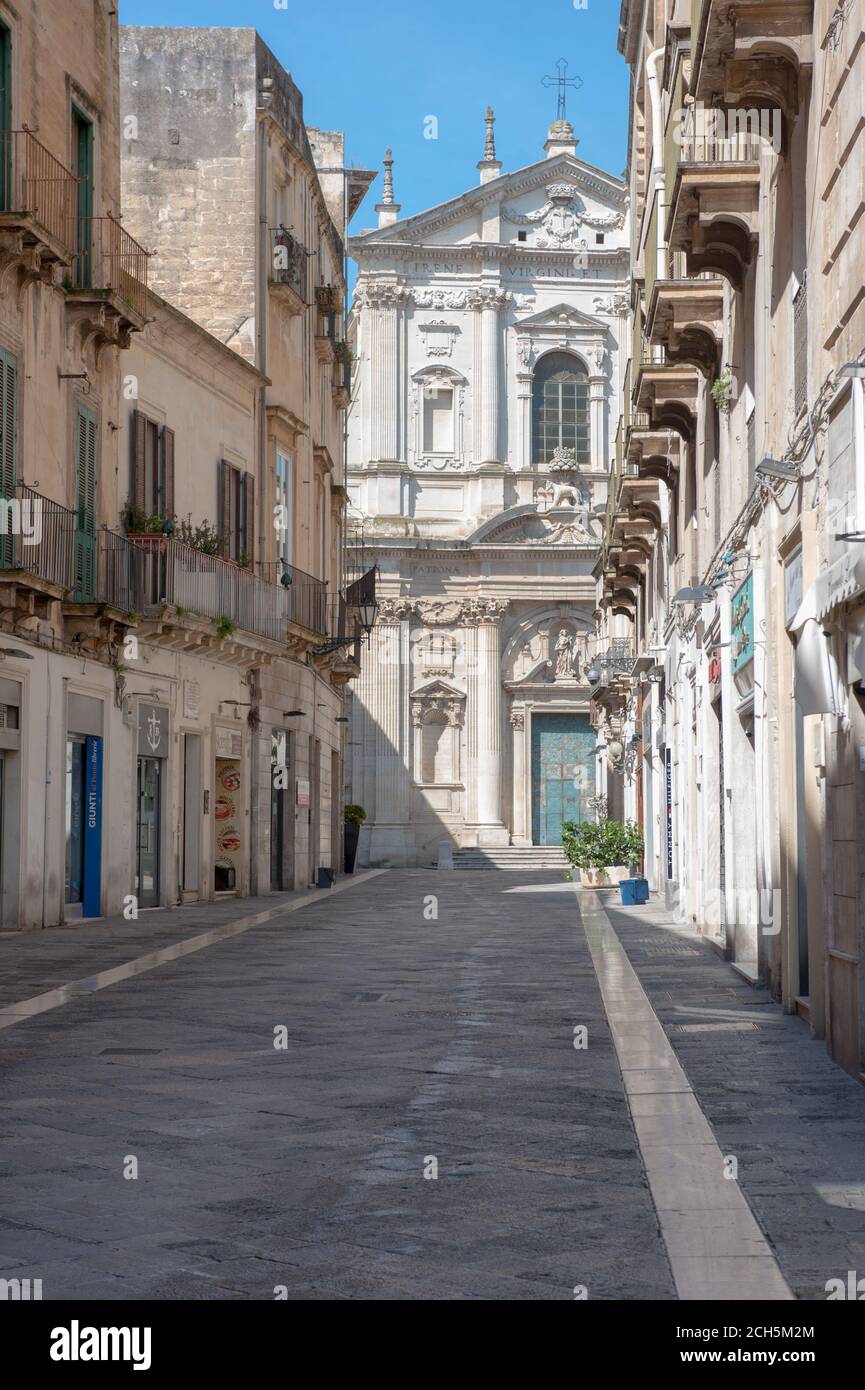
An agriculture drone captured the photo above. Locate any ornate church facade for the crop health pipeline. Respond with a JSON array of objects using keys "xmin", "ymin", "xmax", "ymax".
[{"xmin": 346, "ymin": 111, "xmax": 629, "ymax": 866}]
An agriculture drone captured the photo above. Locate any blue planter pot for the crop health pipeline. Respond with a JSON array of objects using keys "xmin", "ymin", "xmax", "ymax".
[{"xmin": 620, "ymin": 877, "xmax": 649, "ymax": 906}]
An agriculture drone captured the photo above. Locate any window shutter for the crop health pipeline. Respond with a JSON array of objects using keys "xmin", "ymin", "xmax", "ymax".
[
  {"xmin": 162, "ymin": 426, "xmax": 175, "ymax": 519},
  {"xmin": 132, "ymin": 409, "xmax": 146, "ymax": 512},
  {"xmin": 0, "ymin": 349, "xmax": 17, "ymax": 497},
  {"xmin": 242, "ymin": 471, "xmax": 255, "ymax": 563},
  {"xmin": 0, "ymin": 350, "xmax": 16, "ymax": 567},
  {"xmin": 75, "ymin": 405, "xmax": 98, "ymax": 601},
  {"xmin": 217, "ymin": 459, "xmax": 230, "ymax": 555}
]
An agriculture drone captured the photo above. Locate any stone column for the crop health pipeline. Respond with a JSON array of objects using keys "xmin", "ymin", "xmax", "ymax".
[
  {"xmin": 367, "ymin": 597, "xmax": 413, "ymax": 864},
  {"xmin": 465, "ymin": 598, "xmax": 510, "ymax": 847},
  {"xmin": 463, "ymin": 623, "xmax": 479, "ymax": 825},
  {"xmin": 511, "ymin": 707, "xmax": 529, "ymax": 845},
  {"xmin": 589, "ymin": 370, "xmax": 607, "ymax": 471},
  {"xmin": 366, "ymin": 284, "xmax": 405, "ymax": 463},
  {"xmin": 472, "ymin": 288, "xmax": 508, "ymax": 465}
]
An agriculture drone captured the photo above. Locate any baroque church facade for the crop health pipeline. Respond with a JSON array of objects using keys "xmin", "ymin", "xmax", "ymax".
[{"xmin": 346, "ymin": 111, "xmax": 629, "ymax": 866}]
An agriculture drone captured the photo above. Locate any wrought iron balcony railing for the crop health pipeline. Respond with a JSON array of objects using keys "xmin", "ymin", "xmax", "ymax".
[
  {"xmin": 269, "ymin": 227, "xmax": 309, "ymax": 302},
  {"xmin": 0, "ymin": 128, "xmax": 77, "ymax": 255},
  {"xmin": 70, "ymin": 214, "xmax": 149, "ymax": 320},
  {"xmin": 0, "ymin": 484, "xmax": 76, "ymax": 590},
  {"xmin": 131, "ymin": 539, "xmax": 327, "ymax": 643}
]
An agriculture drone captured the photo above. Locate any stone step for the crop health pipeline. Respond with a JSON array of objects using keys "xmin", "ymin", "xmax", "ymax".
[{"xmin": 452, "ymin": 847, "xmax": 568, "ymax": 871}]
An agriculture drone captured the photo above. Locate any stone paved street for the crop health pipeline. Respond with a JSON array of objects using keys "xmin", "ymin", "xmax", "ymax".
[{"xmin": 1, "ymin": 871, "xmax": 865, "ymax": 1300}]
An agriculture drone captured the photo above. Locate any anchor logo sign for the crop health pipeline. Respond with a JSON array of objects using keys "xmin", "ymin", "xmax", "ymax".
[{"xmin": 146, "ymin": 709, "xmax": 162, "ymax": 753}]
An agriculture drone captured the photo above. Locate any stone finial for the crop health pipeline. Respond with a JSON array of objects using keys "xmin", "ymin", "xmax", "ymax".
[
  {"xmin": 382, "ymin": 147, "xmax": 395, "ymax": 205},
  {"xmin": 478, "ymin": 105, "xmax": 503, "ymax": 185},
  {"xmin": 484, "ymin": 106, "xmax": 497, "ymax": 162},
  {"xmin": 376, "ymin": 148, "xmax": 401, "ymax": 228},
  {"xmin": 544, "ymin": 118, "xmax": 579, "ymax": 159}
]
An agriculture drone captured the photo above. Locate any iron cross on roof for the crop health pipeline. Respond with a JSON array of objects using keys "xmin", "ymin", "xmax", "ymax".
[{"xmin": 542, "ymin": 58, "xmax": 583, "ymax": 122}]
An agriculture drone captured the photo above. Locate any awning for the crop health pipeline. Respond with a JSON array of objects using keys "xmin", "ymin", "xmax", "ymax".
[
  {"xmin": 790, "ymin": 585, "xmax": 841, "ymax": 716},
  {"xmin": 811, "ymin": 542, "xmax": 865, "ymax": 623}
]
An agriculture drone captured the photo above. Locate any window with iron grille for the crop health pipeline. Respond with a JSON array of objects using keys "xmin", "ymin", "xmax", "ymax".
[{"xmin": 793, "ymin": 274, "xmax": 808, "ymax": 416}]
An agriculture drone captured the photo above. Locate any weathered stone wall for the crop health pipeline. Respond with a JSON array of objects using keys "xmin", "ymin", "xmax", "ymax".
[{"xmin": 120, "ymin": 26, "xmax": 258, "ymax": 357}]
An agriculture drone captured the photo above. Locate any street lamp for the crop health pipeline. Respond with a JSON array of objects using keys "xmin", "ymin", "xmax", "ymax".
[
  {"xmin": 357, "ymin": 595, "xmax": 379, "ymax": 640},
  {"xmin": 671, "ymin": 585, "xmax": 716, "ymax": 605},
  {"xmin": 756, "ymin": 456, "xmax": 799, "ymax": 482}
]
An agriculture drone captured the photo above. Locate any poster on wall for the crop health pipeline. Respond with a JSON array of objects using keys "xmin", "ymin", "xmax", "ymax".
[{"xmin": 214, "ymin": 757, "xmax": 242, "ymax": 891}]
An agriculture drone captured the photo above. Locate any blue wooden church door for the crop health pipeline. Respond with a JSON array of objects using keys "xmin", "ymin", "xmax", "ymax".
[{"xmin": 531, "ymin": 713, "xmax": 596, "ymax": 845}]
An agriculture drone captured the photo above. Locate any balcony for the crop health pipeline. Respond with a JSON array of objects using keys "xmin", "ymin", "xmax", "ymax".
[
  {"xmin": 132, "ymin": 539, "xmax": 327, "ymax": 655},
  {"xmin": 314, "ymin": 285, "xmax": 343, "ymax": 364},
  {"xmin": 645, "ymin": 273, "xmax": 725, "ymax": 378},
  {"xmin": 65, "ymin": 214, "xmax": 150, "ymax": 349},
  {"xmin": 626, "ymin": 412, "xmax": 683, "ymax": 484},
  {"xmin": 332, "ymin": 341, "xmax": 352, "ymax": 408},
  {"xmin": 269, "ymin": 227, "xmax": 309, "ymax": 315},
  {"xmin": 632, "ymin": 339, "xmax": 701, "ymax": 437},
  {"xmin": 0, "ymin": 129, "xmax": 77, "ymax": 275},
  {"xmin": 0, "ymin": 486, "xmax": 141, "ymax": 648},
  {"xmin": 690, "ymin": 0, "xmax": 813, "ymax": 116},
  {"xmin": 666, "ymin": 125, "xmax": 762, "ymax": 288}
]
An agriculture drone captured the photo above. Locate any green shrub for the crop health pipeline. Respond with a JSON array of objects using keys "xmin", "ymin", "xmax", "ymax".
[
  {"xmin": 344, "ymin": 803, "xmax": 367, "ymax": 826},
  {"xmin": 562, "ymin": 819, "xmax": 643, "ymax": 872}
]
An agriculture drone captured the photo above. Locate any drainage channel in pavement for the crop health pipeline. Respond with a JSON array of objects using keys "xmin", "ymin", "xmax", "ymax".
[{"xmin": 577, "ymin": 890, "xmax": 794, "ymax": 1303}]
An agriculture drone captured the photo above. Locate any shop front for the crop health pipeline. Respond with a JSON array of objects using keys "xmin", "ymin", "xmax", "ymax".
[
  {"xmin": 214, "ymin": 726, "xmax": 244, "ymax": 894},
  {"xmin": 136, "ymin": 703, "xmax": 169, "ymax": 909}
]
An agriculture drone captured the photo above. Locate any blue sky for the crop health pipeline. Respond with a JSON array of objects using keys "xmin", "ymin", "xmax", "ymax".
[{"xmin": 118, "ymin": 0, "xmax": 629, "ymax": 232}]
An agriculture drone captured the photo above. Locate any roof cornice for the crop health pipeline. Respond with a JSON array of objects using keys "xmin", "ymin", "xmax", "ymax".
[{"xmin": 351, "ymin": 154, "xmax": 628, "ymax": 248}]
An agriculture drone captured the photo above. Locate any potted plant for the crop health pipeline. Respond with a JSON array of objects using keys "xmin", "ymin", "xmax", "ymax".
[
  {"xmin": 561, "ymin": 819, "xmax": 644, "ymax": 890},
  {"xmin": 617, "ymin": 824, "xmax": 650, "ymax": 905},
  {"xmin": 344, "ymin": 803, "xmax": 366, "ymax": 874}
]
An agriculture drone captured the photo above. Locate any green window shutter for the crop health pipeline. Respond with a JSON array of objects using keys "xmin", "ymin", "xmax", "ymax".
[
  {"xmin": 0, "ymin": 347, "xmax": 17, "ymax": 568},
  {"xmin": 74, "ymin": 403, "xmax": 98, "ymax": 601}
]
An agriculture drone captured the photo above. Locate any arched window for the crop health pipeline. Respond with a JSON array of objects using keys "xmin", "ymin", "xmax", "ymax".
[{"xmin": 532, "ymin": 352, "xmax": 590, "ymax": 465}]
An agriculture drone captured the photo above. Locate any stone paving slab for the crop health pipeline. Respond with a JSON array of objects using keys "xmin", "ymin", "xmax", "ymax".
[
  {"xmin": 605, "ymin": 894, "xmax": 865, "ymax": 1301},
  {"xmin": 0, "ymin": 871, "xmax": 675, "ymax": 1300},
  {"xmin": 0, "ymin": 879, "xmax": 372, "ymax": 1009}
]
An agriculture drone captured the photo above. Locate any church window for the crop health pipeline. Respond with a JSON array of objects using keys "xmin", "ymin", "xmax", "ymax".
[
  {"xmin": 423, "ymin": 386, "xmax": 454, "ymax": 454},
  {"xmin": 532, "ymin": 351, "xmax": 590, "ymax": 465}
]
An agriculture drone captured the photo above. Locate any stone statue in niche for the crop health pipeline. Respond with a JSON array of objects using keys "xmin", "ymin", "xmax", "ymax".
[{"xmin": 555, "ymin": 629, "xmax": 576, "ymax": 680}]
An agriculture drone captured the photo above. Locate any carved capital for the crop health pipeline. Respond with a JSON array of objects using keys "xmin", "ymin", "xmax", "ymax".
[
  {"xmin": 377, "ymin": 596, "xmax": 415, "ymax": 623},
  {"xmin": 461, "ymin": 597, "xmax": 510, "ymax": 626}
]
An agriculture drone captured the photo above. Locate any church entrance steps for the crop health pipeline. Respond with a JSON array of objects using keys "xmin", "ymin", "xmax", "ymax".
[{"xmin": 451, "ymin": 846, "xmax": 568, "ymax": 870}]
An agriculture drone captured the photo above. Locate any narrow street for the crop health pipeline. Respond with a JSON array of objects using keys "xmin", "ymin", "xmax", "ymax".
[{"xmin": 2, "ymin": 872, "xmax": 864, "ymax": 1302}]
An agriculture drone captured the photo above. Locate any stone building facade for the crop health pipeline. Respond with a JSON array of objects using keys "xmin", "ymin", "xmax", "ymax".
[
  {"xmin": 0, "ymin": 12, "xmax": 372, "ymax": 930},
  {"xmin": 120, "ymin": 27, "xmax": 375, "ymax": 901},
  {"xmin": 599, "ymin": 0, "xmax": 865, "ymax": 1076},
  {"xmin": 346, "ymin": 118, "xmax": 629, "ymax": 866}
]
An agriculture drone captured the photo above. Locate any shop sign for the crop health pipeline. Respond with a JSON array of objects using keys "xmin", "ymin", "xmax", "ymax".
[
  {"xmin": 784, "ymin": 547, "xmax": 803, "ymax": 629},
  {"xmin": 665, "ymin": 748, "xmax": 673, "ymax": 881},
  {"xmin": 296, "ymin": 778, "xmax": 310, "ymax": 808},
  {"xmin": 731, "ymin": 574, "xmax": 754, "ymax": 673},
  {"xmin": 215, "ymin": 727, "xmax": 242, "ymax": 759},
  {"xmin": 83, "ymin": 735, "xmax": 103, "ymax": 918},
  {"xmin": 138, "ymin": 703, "xmax": 169, "ymax": 758}
]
